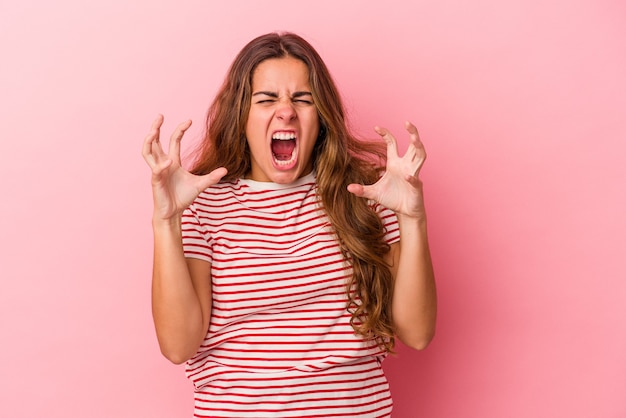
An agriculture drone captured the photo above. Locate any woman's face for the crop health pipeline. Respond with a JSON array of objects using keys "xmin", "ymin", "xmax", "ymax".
[{"xmin": 245, "ymin": 56, "xmax": 320, "ymax": 183}]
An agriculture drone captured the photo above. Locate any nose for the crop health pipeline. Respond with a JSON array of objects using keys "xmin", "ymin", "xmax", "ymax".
[{"xmin": 275, "ymin": 99, "xmax": 296, "ymax": 121}]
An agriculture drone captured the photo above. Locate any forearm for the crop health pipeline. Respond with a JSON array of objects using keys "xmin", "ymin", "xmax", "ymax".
[
  {"xmin": 151, "ymin": 217, "xmax": 207, "ymax": 364},
  {"xmin": 392, "ymin": 215, "xmax": 437, "ymax": 350}
]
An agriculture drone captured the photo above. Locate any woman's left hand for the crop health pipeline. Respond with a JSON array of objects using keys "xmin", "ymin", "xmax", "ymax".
[{"xmin": 347, "ymin": 121, "xmax": 427, "ymax": 220}]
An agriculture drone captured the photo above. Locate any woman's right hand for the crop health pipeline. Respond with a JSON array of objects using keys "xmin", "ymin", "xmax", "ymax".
[{"xmin": 142, "ymin": 115, "xmax": 227, "ymax": 221}]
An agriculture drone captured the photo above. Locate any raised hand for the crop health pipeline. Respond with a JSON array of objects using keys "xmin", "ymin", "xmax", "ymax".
[
  {"xmin": 347, "ymin": 121, "xmax": 427, "ymax": 220},
  {"xmin": 142, "ymin": 115, "xmax": 227, "ymax": 221}
]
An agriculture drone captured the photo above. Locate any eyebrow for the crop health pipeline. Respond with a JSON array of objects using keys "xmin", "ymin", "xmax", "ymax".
[{"xmin": 252, "ymin": 91, "xmax": 313, "ymax": 98}]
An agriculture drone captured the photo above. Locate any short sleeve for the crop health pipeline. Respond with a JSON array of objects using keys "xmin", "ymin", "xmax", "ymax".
[
  {"xmin": 373, "ymin": 203, "xmax": 400, "ymax": 245},
  {"xmin": 181, "ymin": 203, "xmax": 213, "ymax": 263}
]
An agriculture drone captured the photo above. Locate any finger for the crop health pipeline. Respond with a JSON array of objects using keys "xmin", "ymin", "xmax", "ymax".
[
  {"xmin": 374, "ymin": 126, "xmax": 399, "ymax": 160},
  {"xmin": 150, "ymin": 133, "xmax": 169, "ymax": 166},
  {"xmin": 347, "ymin": 183, "xmax": 363, "ymax": 197},
  {"xmin": 347, "ymin": 183, "xmax": 376, "ymax": 200},
  {"xmin": 404, "ymin": 121, "xmax": 427, "ymax": 176},
  {"xmin": 169, "ymin": 119, "xmax": 193, "ymax": 165},
  {"xmin": 142, "ymin": 114, "xmax": 165, "ymax": 166},
  {"xmin": 197, "ymin": 167, "xmax": 228, "ymax": 191},
  {"xmin": 405, "ymin": 121, "xmax": 426, "ymax": 160},
  {"xmin": 405, "ymin": 173, "xmax": 423, "ymax": 190},
  {"xmin": 404, "ymin": 121, "xmax": 420, "ymax": 142},
  {"xmin": 152, "ymin": 158, "xmax": 173, "ymax": 180},
  {"xmin": 152, "ymin": 114, "xmax": 164, "ymax": 134}
]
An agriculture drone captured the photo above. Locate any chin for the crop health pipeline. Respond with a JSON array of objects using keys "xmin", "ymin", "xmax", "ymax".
[{"xmin": 270, "ymin": 172, "xmax": 301, "ymax": 184}]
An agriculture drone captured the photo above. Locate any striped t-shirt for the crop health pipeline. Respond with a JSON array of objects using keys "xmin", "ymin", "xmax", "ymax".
[{"xmin": 181, "ymin": 172, "xmax": 400, "ymax": 417}]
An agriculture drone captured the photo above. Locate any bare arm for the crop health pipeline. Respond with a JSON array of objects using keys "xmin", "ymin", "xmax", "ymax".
[
  {"xmin": 385, "ymin": 219, "xmax": 437, "ymax": 350},
  {"xmin": 142, "ymin": 115, "xmax": 226, "ymax": 363},
  {"xmin": 151, "ymin": 219, "xmax": 212, "ymax": 364},
  {"xmin": 348, "ymin": 122, "xmax": 437, "ymax": 350}
]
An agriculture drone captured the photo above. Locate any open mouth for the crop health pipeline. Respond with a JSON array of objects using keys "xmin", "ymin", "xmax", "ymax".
[{"xmin": 271, "ymin": 131, "xmax": 297, "ymax": 166}]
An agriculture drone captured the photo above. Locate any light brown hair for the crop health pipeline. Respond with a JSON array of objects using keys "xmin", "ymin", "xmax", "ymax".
[{"xmin": 191, "ymin": 32, "xmax": 396, "ymax": 352}]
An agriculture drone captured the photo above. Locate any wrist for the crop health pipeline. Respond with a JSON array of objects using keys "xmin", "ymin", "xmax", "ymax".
[
  {"xmin": 397, "ymin": 212, "xmax": 428, "ymax": 227},
  {"xmin": 152, "ymin": 214, "xmax": 183, "ymax": 231}
]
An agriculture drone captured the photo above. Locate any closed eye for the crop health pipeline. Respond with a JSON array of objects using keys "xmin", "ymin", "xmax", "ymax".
[
  {"xmin": 292, "ymin": 92, "xmax": 313, "ymax": 105},
  {"xmin": 252, "ymin": 91, "xmax": 278, "ymax": 104},
  {"xmin": 251, "ymin": 91, "xmax": 314, "ymax": 105}
]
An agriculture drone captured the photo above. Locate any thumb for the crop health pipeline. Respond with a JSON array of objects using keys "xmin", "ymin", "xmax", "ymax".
[
  {"xmin": 347, "ymin": 183, "xmax": 376, "ymax": 200},
  {"xmin": 197, "ymin": 167, "xmax": 228, "ymax": 190}
]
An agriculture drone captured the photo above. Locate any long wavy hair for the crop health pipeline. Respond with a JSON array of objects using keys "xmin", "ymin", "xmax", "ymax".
[{"xmin": 190, "ymin": 32, "xmax": 396, "ymax": 352}]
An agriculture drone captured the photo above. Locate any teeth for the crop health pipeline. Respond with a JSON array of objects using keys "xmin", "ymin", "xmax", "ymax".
[
  {"xmin": 272, "ymin": 132, "xmax": 296, "ymax": 140},
  {"xmin": 274, "ymin": 151, "xmax": 297, "ymax": 166}
]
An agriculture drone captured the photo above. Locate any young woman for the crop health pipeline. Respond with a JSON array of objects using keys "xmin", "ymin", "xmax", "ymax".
[{"xmin": 142, "ymin": 32, "xmax": 437, "ymax": 417}]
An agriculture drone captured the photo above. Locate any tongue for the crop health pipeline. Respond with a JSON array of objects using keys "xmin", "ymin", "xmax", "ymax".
[{"xmin": 271, "ymin": 139, "xmax": 296, "ymax": 160}]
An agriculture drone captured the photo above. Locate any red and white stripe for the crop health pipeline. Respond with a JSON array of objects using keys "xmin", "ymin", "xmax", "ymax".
[{"xmin": 182, "ymin": 173, "xmax": 399, "ymax": 417}]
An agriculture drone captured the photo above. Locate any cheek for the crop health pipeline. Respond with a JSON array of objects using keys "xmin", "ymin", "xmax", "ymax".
[
  {"xmin": 246, "ymin": 110, "xmax": 271, "ymax": 134},
  {"xmin": 245, "ymin": 114, "xmax": 262, "ymax": 140},
  {"xmin": 302, "ymin": 109, "xmax": 320, "ymax": 131}
]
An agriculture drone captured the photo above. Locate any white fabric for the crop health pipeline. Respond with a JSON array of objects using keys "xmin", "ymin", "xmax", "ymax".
[{"xmin": 182, "ymin": 173, "xmax": 400, "ymax": 417}]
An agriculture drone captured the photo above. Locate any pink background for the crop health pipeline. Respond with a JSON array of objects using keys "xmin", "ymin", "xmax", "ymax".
[{"xmin": 1, "ymin": 1, "xmax": 625, "ymax": 417}]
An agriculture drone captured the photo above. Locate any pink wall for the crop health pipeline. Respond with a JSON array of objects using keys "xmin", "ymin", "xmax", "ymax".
[{"xmin": 1, "ymin": 1, "xmax": 625, "ymax": 417}]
